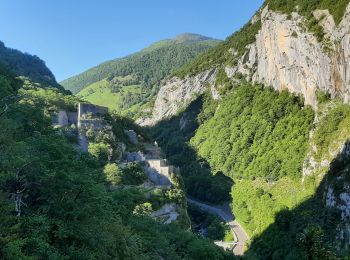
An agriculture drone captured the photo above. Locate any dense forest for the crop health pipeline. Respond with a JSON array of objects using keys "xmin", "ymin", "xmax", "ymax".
[
  {"xmin": 3, "ymin": 0, "xmax": 350, "ymax": 258},
  {"xmin": 190, "ymin": 84, "xmax": 314, "ymax": 180},
  {"xmin": 0, "ymin": 66, "xmax": 233, "ymax": 259},
  {"xmin": 0, "ymin": 41, "xmax": 60, "ymax": 88},
  {"xmin": 148, "ymin": 93, "xmax": 233, "ymax": 204}
]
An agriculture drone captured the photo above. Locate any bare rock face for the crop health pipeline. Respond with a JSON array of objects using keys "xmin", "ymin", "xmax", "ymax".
[
  {"xmin": 230, "ymin": 4, "xmax": 350, "ymax": 107},
  {"xmin": 326, "ymin": 181, "xmax": 350, "ymax": 247},
  {"xmin": 139, "ymin": 69, "xmax": 217, "ymax": 126},
  {"xmin": 142, "ymin": 3, "xmax": 350, "ymax": 126}
]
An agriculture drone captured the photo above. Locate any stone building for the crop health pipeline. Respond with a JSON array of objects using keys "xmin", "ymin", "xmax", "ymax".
[
  {"xmin": 51, "ymin": 103, "xmax": 109, "ymax": 152},
  {"xmin": 52, "ymin": 110, "xmax": 78, "ymax": 128}
]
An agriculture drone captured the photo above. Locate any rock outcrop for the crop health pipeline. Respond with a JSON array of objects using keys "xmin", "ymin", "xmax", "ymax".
[
  {"xmin": 151, "ymin": 203, "xmax": 179, "ymax": 224},
  {"xmin": 142, "ymin": 3, "xmax": 350, "ymax": 126},
  {"xmin": 138, "ymin": 3, "xmax": 350, "ymax": 248},
  {"xmin": 139, "ymin": 69, "xmax": 217, "ymax": 126},
  {"xmin": 228, "ymin": 5, "xmax": 350, "ymax": 107}
]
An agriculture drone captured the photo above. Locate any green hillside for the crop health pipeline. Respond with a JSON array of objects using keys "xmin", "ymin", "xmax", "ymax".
[
  {"xmin": 76, "ymin": 76, "xmax": 151, "ymax": 118},
  {"xmin": 61, "ymin": 33, "xmax": 219, "ymax": 94},
  {"xmin": 0, "ymin": 41, "xmax": 60, "ymax": 88},
  {"xmin": 151, "ymin": 80, "xmax": 350, "ymax": 258},
  {"xmin": 3, "ymin": 0, "xmax": 350, "ymax": 258},
  {"xmin": 0, "ymin": 56, "xmax": 232, "ymax": 259},
  {"xmin": 60, "ymin": 34, "xmax": 219, "ymax": 117}
]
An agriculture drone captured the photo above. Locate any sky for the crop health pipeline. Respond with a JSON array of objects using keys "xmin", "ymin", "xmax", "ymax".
[{"xmin": 0, "ymin": 0, "xmax": 264, "ymax": 81}]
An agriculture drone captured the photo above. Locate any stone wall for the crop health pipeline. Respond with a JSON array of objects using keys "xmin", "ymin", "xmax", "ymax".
[
  {"xmin": 126, "ymin": 152, "xmax": 145, "ymax": 162},
  {"xmin": 57, "ymin": 110, "xmax": 68, "ymax": 127},
  {"xmin": 51, "ymin": 103, "xmax": 109, "ymax": 153},
  {"xmin": 78, "ymin": 103, "xmax": 108, "ymax": 119},
  {"xmin": 78, "ymin": 119, "xmax": 107, "ymax": 130},
  {"xmin": 124, "ymin": 130, "xmax": 138, "ymax": 144},
  {"xmin": 78, "ymin": 132, "xmax": 88, "ymax": 153},
  {"xmin": 52, "ymin": 110, "xmax": 78, "ymax": 128},
  {"xmin": 67, "ymin": 112, "xmax": 78, "ymax": 125},
  {"xmin": 144, "ymin": 159, "xmax": 178, "ymax": 186}
]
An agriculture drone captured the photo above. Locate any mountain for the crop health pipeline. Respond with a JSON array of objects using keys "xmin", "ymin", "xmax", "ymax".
[
  {"xmin": 143, "ymin": 1, "xmax": 350, "ymax": 258},
  {"xmin": 0, "ymin": 44, "xmax": 233, "ymax": 259},
  {"xmin": 146, "ymin": 1, "xmax": 350, "ymax": 124},
  {"xmin": 0, "ymin": 41, "xmax": 59, "ymax": 88},
  {"xmin": 3, "ymin": 0, "xmax": 350, "ymax": 258},
  {"xmin": 60, "ymin": 34, "xmax": 220, "ymax": 117}
]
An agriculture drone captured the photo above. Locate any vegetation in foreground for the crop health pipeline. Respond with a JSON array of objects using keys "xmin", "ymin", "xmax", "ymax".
[{"xmin": 0, "ymin": 67, "xmax": 233, "ymax": 259}]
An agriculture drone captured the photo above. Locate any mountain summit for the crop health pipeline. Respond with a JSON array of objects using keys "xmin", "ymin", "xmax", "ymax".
[
  {"xmin": 60, "ymin": 33, "xmax": 219, "ymax": 117},
  {"xmin": 173, "ymin": 33, "xmax": 218, "ymax": 43}
]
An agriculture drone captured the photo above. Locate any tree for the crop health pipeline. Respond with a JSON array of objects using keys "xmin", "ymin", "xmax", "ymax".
[
  {"xmin": 122, "ymin": 162, "xmax": 147, "ymax": 185},
  {"xmin": 133, "ymin": 202, "xmax": 152, "ymax": 216},
  {"xmin": 297, "ymin": 225, "xmax": 336, "ymax": 260},
  {"xmin": 103, "ymin": 163, "xmax": 123, "ymax": 185},
  {"xmin": 88, "ymin": 142, "xmax": 112, "ymax": 161}
]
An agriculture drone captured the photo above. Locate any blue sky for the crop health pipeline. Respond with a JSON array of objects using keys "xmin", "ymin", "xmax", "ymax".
[{"xmin": 0, "ymin": 1, "xmax": 264, "ymax": 81}]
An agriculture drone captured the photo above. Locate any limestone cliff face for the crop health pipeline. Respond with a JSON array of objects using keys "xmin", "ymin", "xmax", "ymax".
[
  {"xmin": 139, "ymin": 69, "xmax": 217, "ymax": 125},
  {"xmin": 143, "ymin": 3, "xmax": 350, "ymax": 126},
  {"xmin": 229, "ymin": 5, "xmax": 350, "ymax": 107}
]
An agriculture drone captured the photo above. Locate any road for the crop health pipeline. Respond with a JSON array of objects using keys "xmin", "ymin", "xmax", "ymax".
[
  {"xmin": 139, "ymin": 141, "xmax": 250, "ymax": 255},
  {"xmin": 187, "ymin": 198, "xmax": 249, "ymax": 256}
]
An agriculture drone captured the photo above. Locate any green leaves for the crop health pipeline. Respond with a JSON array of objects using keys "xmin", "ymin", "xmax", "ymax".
[
  {"xmin": 133, "ymin": 202, "xmax": 153, "ymax": 217},
  {"xmin": 103, "ymin": 163, "xmax": 123, "ymax": 185},
  {"xmin": 0, "ymin": 68, "xmax": 234, "ymax": 259},
  {"xmin": 191, "ymin": 84, "xmax": 314, "ymax": 180}
]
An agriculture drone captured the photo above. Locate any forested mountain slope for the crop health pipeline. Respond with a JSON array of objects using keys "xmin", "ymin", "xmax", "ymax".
[
  {"xmin": 0, "ymin": 50, "xmax": 233, "ymax": 259},
  {"xmin": 145, "ymin": 0, "xmax": 350, "ymax": 258},
  {"xmin": 60, "ymin": 34, "xmax": 220, "ymax": 117},
  {"xmin": 0, "ymin": 41, "xmax": 59, "ymax": 88}
]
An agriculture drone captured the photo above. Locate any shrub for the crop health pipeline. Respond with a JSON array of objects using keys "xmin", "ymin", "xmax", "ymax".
[
  {"xmin": 103, "ymin": 163, "xmax": 123, "ymax": 185},
  {"xmin": 133, "ymin": 202, "xmax": 153, "ymax": 216},
  {"xmin": 88, "ymin": 142, "xmax": 112, "ymax": 161}
]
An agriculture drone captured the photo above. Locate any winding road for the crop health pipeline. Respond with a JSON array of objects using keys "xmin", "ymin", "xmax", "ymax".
[
  {"xmin": 187, "ymin": 198, "xmax": 249, "ymax": 256},
  {"xmin": 139, "ymin": 141, "xmax": 250, "ymax": 255}
]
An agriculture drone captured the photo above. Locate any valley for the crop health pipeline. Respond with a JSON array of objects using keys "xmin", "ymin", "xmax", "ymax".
[
  {"xmin": 2, "ymin": 0, "xmax": 350, "ymax": 259},
  {"xmin": 187, "ymin": 198, "xmax": 249, "ymax": 256}
]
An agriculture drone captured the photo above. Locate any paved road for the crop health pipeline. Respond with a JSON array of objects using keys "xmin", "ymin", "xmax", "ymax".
[
  {"xmin": 187, "ymin": 198, "xmax": 249, "ymax": 256},
  {"xmin": 139, "ymin": 141, "xmax": 250, "ymax": 254}
]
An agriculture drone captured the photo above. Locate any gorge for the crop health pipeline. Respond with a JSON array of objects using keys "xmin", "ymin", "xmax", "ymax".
[{"xmin": 1, "ymin": 0, "xmax": 350, "ymax": 259}]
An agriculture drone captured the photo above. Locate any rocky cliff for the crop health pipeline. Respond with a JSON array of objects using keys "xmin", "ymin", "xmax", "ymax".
[
  {"xmin": 143, "ymin": 1, "xmax": 350, "ymax": 253},
  {"xmin": 142, "ymin": 3, "xmax": 350, "ymax": 125},
  {"xmin": 232, "ymin": 5, "xmax": 350, "ymax": 107},
  {"xmin": 138, "ymin": 69, "xmax": 217, "ymax": 125}
]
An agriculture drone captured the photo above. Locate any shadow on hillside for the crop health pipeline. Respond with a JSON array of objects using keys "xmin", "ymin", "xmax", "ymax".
[
  {"xmin": 146, "ymin": 96, "xmax": 233, "ymax": 204},
  {"xmin": 245, "ymin": 146, "xmax": 350, "ymax": 259}
]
